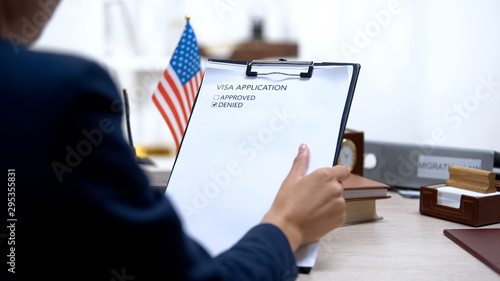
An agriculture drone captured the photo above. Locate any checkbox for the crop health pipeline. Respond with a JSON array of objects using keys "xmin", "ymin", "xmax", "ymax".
[
  {"xmin": 213, "ymin": 95, "xmax": 220, "ymax": 100},
  {"xmin": 211, "ymin": 102, "xmax": 217, "ymax": 107}
]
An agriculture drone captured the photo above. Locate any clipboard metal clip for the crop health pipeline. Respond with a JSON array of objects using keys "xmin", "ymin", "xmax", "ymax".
[{"xmin": 246, "ymin": 59, "xmax": 314, "ymax": 78}]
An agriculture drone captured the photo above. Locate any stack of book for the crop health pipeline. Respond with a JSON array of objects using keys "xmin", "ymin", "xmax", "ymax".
[{"xmin": 342, "ymin": 174, "xmax": 391, "ymax": 225}]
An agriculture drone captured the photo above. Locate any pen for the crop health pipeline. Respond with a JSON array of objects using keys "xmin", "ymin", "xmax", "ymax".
[{"xmin": 122, "ymin": 89, "xmax": 136, "ymax": 160}]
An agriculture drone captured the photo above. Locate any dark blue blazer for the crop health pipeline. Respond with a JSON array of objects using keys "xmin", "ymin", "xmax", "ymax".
[{"xmin": 1, "ymin": 38, "xmax": 297, "ymax": 281}]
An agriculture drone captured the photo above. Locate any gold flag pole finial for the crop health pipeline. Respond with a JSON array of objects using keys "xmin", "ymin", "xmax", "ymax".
[{"xmin": 185, "ymin": 15, "xmax": 191, "ymax": 21}]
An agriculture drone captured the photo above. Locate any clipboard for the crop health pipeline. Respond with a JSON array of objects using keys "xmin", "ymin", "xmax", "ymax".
[{"xmin": 166, "ymin": 59, "xmax": 361, "ymax": 270}]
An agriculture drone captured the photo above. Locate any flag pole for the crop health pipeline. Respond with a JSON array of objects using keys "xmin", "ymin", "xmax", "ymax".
[{"xmin": 185, "ymin": 15, "xmax": 191, "ymax": 21}]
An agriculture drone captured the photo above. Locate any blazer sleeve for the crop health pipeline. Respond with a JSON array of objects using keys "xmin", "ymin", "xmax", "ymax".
[{"xmin": 53, "ymin": 59, "xmax": 298, "ymax": 280}]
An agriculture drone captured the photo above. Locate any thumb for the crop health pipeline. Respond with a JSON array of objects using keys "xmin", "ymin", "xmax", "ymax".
[{"xmin": 284, "ymin": 144, "xmax": 310, "ymax": 184}]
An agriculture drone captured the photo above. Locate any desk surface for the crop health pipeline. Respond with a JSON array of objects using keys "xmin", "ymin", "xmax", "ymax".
[{"xmin": 298, "ymin": 191, "xmax": 500, "ymax": 281}]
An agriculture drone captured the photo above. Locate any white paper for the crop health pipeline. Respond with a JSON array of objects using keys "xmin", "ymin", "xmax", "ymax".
[
  {"xmin": 166, "ymin": 61, "xmax": 354, "ymax": 268},
  {"xmin": 436, "ymin": 186, "xmax": 500, "ymax": 209}
]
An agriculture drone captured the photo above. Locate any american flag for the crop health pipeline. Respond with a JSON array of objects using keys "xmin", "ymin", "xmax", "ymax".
[{"xmin": 152, "ymin": 20, "xmax": 202, "ymax": 150}]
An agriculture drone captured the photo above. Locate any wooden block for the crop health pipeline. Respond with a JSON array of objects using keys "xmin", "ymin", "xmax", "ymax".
[{"xmin": 445, "ymin": 165, "xmax": 496, "ymax": 193}]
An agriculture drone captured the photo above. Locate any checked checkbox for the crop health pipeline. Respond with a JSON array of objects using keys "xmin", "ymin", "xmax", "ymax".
[{"xmin": 211, "ymin": 102, "xmax": 217, "ymax": 107}]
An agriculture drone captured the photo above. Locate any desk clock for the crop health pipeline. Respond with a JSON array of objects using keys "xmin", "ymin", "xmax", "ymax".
[{"xmin": 338, "ymin": 128, "xmax": 364, "ymax": 176}]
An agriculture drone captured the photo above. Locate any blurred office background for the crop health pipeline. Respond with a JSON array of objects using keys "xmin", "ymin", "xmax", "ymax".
[{"xmin": 34, "ymin": 0, "xmax": 500, "ymax": 156}]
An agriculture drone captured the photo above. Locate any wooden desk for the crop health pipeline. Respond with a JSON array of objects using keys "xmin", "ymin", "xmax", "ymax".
[{"xmin": 298, "ymin": 191, "xmax": 499, "ymax": 280}]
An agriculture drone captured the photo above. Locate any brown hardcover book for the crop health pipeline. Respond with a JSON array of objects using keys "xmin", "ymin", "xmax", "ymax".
[
  {"xmin": 444, "ymin": 228, "xmax": 500, "ymax": 275},
  {"xmin": 343, "ymin": 173, "xmax": 391, "ymax": 201},
  {"xmin": 342, "ymin": 174, "xmax": 391, "ymax": 225},
  {"xmin": 420, "ymin": 184, "xmax": 500, "ymax": 226}
]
